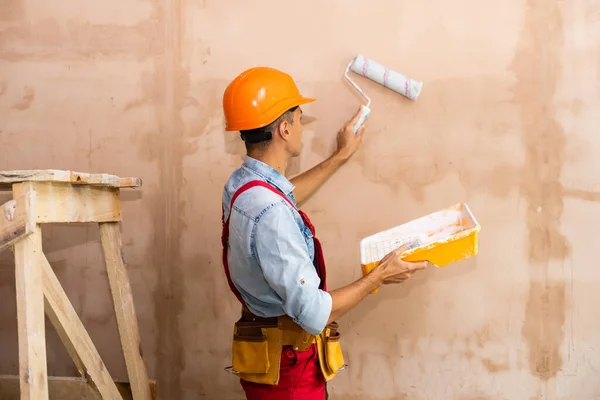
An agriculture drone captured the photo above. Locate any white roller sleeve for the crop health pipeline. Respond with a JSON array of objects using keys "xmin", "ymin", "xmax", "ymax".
[{"xmin": 349, "ymin": 54, "xmax": 423, "ymax": 101}]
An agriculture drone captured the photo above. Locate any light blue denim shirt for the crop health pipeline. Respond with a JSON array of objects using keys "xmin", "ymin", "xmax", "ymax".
[{"xmin": 222, "ymin": 156, "xmax": 332, "ymax": 335}]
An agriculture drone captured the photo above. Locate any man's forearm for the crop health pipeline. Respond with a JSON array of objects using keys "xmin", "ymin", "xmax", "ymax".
[
  {"xmin": 291, "ymin": 152, "xmax": 347, "ymax": 205},
  {"xmin": 326, "ymin": 267, "xmax": 384, "ymax": 325}
]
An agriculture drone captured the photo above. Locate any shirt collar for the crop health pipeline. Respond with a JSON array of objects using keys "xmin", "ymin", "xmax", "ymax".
[{"xmin": 242, "ymin": 156, "xmax": 295, "ymax": 197}]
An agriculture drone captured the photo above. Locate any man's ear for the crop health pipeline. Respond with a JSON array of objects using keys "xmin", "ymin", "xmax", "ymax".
[{"xmin": 277, "ymin": 120, "xmax": 290, "ymax": 141}]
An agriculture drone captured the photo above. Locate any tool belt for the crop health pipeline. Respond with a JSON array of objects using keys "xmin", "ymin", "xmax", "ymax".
[{"xmin": 225, "ymin": 306, "xmax": 346, "ymax": 385}]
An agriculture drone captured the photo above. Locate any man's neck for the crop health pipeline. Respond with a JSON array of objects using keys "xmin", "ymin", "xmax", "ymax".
[{"xmin": 248, "ymin": 150, "xmax": 289, "ymax": 176}]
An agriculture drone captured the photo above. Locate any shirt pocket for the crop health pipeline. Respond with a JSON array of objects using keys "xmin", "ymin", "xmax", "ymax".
[
  {"xmin": 301, "ymin": 223, "xmax": 313, "ymax": 239},
  {"xmin": 301, "ymin": 225, "xmax": 315, "ymax": 259}
]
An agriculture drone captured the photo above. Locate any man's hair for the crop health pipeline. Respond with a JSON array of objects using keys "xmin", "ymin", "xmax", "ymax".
[{"xmin": 240, "ymin": 106, "xmax": 298, "ymax": 153}]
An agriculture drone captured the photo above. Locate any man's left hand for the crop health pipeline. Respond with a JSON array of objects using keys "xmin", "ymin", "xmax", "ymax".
[{"xmin": 335, "ymin": 107, "xmax": 366, "ymax": 161}]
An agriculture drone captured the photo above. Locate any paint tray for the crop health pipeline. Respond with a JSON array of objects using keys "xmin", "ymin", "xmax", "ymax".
[{"xmin": 360, "ymin": 203, "xmax": 480, "ymax": 293}]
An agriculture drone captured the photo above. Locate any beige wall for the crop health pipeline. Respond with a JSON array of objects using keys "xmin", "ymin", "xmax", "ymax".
[{"xmin": 1, "ymin": 0, "xmax": 600, "ymax": 399}]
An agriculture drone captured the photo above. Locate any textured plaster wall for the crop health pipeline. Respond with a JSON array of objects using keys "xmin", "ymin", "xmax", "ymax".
[{"xmin": 1, "ymin": 0, "xmax": 600, "ymax": 399}]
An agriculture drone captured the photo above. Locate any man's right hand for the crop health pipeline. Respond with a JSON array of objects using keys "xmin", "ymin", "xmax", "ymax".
[
  {"xmin": 376, "ymin": 244, "xmax": 430, "ymax": 285},
  {"xmin": 335, "ymin": 107, "xmax": 366, "ymax": 161}
]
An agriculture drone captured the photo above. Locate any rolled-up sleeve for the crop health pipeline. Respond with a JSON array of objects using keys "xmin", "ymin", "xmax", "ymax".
[{"xmin": 253, "ymin": 202, "xmax": 332, "ymax": 335}]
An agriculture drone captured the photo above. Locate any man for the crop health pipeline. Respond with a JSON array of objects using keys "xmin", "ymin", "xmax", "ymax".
[{"xmin": 221, "ymin": 66, "xmax": 429, "ymax": 399}]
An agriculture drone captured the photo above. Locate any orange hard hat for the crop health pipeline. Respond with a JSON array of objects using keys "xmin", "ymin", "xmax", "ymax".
[{"xmin": 223, "ymin": 67, "xmax": 316, "ymax": 131}]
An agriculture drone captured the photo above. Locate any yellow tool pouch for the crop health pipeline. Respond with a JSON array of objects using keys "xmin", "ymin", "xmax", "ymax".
[
  {"xmin": 226, "ymin": 308, "xmax": 347, "ymax": 385},
  {"xmin": 231, "ymin": 322, "xmax": 270, "ymax": 374},
  {"xmin": 228, "ymin": 315, "xmax": 283, "ymax": 385},
  {"xmin": 316, "ymin": 321, "xmax": 347, "ymax": 381}
]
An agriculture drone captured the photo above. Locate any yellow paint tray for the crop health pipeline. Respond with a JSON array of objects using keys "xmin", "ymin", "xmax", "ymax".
[{"xmin": 359, "ymin": 203, "xmax": 481, "ymax": 293}]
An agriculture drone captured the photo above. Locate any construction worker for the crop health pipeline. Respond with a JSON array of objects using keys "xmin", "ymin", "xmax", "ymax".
[{"xmin": 221, "ymin": 66, "xmax": 429, "ymax": 400}]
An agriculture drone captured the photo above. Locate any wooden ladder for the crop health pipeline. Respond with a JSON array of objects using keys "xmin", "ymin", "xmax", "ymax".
[{"xmin": 0, "ymin": 170, "xmax": 155, "ymax": 400}]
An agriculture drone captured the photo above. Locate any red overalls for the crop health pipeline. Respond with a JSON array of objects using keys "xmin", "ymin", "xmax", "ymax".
[{"xmin": 221, "ymin": 180, "xmax": 329, "ymax": 400}]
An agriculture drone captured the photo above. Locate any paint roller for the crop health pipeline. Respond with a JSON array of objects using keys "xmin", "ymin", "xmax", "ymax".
[{"xmin": 344, "ymin": 54, "xmax": 424, "ymax": 133}]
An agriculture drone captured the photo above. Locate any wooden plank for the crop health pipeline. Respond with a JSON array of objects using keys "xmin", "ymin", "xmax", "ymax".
[
  {"xmin": 99, "ymin": 222, "xmax": 151, "ymax": 400},
  {"xmin": 0, "ymin": 376, "xmax": 158, "ymax": 400},
  {"xmin": 0, "ymin": 186, "xmax": 35, "ymax": 251},
  {"xmin": 41, "ymin": 253, "xmax": 123, "ymax": 400},
  {"xmin": 14, "ymin": 224, "xmax": 49, "ymax": 400},
  {"xmin": 0, "ymin": 170, "xmax": 142, "ymax": 189},
  {"xmin": 30, "ymin": 182, "xmax": 121, "ymax": 224}
]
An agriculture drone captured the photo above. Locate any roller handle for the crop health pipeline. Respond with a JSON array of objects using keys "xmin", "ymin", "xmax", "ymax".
[{"xmin": 353, "ymin": 105, "xmax": 370, "ymax": 134}]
